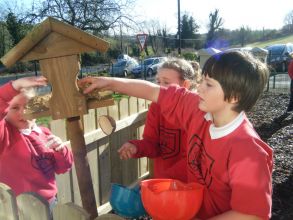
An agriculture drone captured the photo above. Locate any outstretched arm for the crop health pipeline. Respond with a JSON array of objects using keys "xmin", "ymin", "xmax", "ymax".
[{"xmin": 78, "ymin": 77, "xmax": 160, "ymax": 103}]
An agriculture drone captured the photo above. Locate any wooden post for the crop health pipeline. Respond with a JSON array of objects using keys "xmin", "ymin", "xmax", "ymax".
[{"xmin": 66, "ymin": 116, "xmax": 98, "ymax": 219}]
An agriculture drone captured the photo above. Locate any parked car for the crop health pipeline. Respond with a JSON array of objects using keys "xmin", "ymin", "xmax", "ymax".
[
  {"xmin": 117, "ymin": 54, "xmax": 133, "ymax": 62},
  {"xmin": 147, "ymin": 57, "xmax": 168, "ymax": 76},
  {"xmin": 266, "ymin": 43, "xmax": 293, "ymax": 72},
  {"xmin": 131, "ymin": 57, "xmax": 167, "ymax": 78},
  {"xmin": 110, "ymin": 59, "xmax": 139, "ymax": 77}
]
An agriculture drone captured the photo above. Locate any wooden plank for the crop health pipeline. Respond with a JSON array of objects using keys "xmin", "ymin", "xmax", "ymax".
[
  {"xmin": 66, "ymin": 117, "xmax": 98, "ymax": 219},
  {"xmin": 49, "ymin": 17, "xmax": 109, "ymax": 53},
  {"xmin": 56, "ymin": 170, "xmax": 73, "ymax": 204},
  {"xmin": 120, "ymin": 128, "xmax": 138, "ymax": 186},
  {"xmin": 98, "ymin": 142, "xmax": 111, "ymax": 204},
  {"xmin": 97, "ymin": 202, "xmax": 112, "ymax": 216},
  {"xmin": 87, "ymin": 142, "xmax": 100, "ymax": 206},
  {"xmin": 109, "ymin": 131, "xmax": 123, "ymax": 184},
  {"xmin": 95, "ymin": 213, "xmax": 124, "ymax": 220},
  {"xmin": 96, "ymin": 107, "xmax": 108, "ymax": 129},
  {"xmin": 128, "ymin": 97, "xmax": 138, "ymax": 115},
  {"xmin": 0, "ymin": 183, "xmax": 18, "ymax": 220},
  {"xmin": 84, "ymin": 110, "xmax": 147, "ymax": 146},
  {"xmin": 83, "ymin": 109, "xmax": 97, "ymax": 133},
  {"xmin": 17, "ymin": 192, "xmax": 50, "ymax": 220},
  {"xmin": 49, "ymin": 119, "xmax": 67, "ymax": 141},
  {"xmin": 108, "ymin": 101, "xmax": 119, "ymax": 120},
  {"xmin": 53, "ymin": 203, "xmax": 90, "ymax": 220},
  {"xmin": 39, "ymin": 55, "xmax": 88, "ymax": 120},
  {"xmin": 21, "ymin": 32, "xmax": 97, "ymax": 62},
  {"xmin": 141, "ymin": 157, "xmax": 150, "ymax": 178},
  {"xmin": 118, "ymin": 98, "xmax": 129, "ymax": 119},
  {"xmin": 24, "ymin": 99, "xmax": 114, "ymax": 121},
  {"xmin": 71, "ymin": 162, "xmax": 82, "ymax": 207},
  {"xmin": 88, "ymin": 99, "xmax": 114, "ymax": 110},
  {"xmin": 138, "ymin": 98, "xmax": 147, "ymax": 111}
]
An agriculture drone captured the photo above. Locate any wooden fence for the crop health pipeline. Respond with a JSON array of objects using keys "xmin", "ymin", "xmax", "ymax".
[
  {"xmin": 55, "ymin": 96, "xmax": 151, "ymax": 207},
  {"xmin": 0, "ymin": 96, "xmax": 150, "ymax": 219},
  {"xmin": 0, "ymin": 182, "xmax": 124, "ymax": 220}
]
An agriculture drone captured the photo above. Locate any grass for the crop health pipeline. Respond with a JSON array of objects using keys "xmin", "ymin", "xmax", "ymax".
[
  {"xmin": 247, "ymin": 35, "xmax": 293, "ymax": 48},
  {"xmin": 36, "ymin": 116, "xmax": 52, "ymax": 127}
]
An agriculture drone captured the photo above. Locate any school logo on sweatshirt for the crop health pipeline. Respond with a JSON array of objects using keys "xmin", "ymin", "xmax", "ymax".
[
  {"xmin": 159, "ymin": 126, "xmax": 181, "ymax": 159},
  {"xmin": 25, "ymin": 134, "xmax": 56, "ymax": 179},
  {"xmin": 188, "ymin": 134, "xmax": 214, "ymax": 188}
]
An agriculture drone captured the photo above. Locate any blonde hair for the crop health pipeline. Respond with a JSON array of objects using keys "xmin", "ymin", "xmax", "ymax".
[
  {"xmin": 158, "ymin": 58, "xmax": 198, "ymax": 90},
  {"xmin": 189, "ymin": 61, "xmax": 202, "ymax": 86}
]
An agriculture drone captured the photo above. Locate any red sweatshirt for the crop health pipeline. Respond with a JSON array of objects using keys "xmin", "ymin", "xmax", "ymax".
[
  {"xmin": 129, "ymin": 102, "xmax": 188, "ymax": 182},
  {"xmin": 157, "ymin": 86, "xmax": 273, "ymax": 220},
  {"xmin": 0, "ymin": 82, "xmax": 73, "ymax": 202}
]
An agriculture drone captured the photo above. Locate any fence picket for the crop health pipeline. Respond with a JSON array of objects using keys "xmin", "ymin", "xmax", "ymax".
[
  {"xmin": 0, "ymin": 183, "xmax": 18, "ymax": 220},
  {"xmin": 53, "ymin": 203, "xmax": 90, "ymax": 220},
  {"xmin": 17, "ymin": 192, "xmax": 50, "ymax": 220}
]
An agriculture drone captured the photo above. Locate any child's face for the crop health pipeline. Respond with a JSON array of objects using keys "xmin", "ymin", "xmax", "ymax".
[
  {"xmin": 197, "ymin": 75, "xmax": 228, "ymax": 113},
  {"xmin": 6, "ymin": 93, "xmax": 33, "ymax": 129},
  {"xmin": 156, "ymin": 68, "xmax": 187, "ymax": 88}
]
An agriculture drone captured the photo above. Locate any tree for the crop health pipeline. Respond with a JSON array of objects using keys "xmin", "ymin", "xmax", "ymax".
[
  {"xmin": 205, "ymin": 9, "xmax": 224, "ymax": 48},
  {"xmin": 6, "ymin": 12, "xmax": 25, "ymax": 46},
  {"xmin": 180, "ymin": 14, "xmax": 200, "ymax": 48},
  {"xmin": 238, "ymin": 26, "xmax": 252, "ymax": 47},
  {"xmin": 24, "ymin": 0, "xmax": 138, "ymax": 33},
  {"xmin": 144, "ymin": 20, "xmax": 168, "ymax": 55},
  {"xmin": 284, "ymin": 10, "xmax": 293, "ymax": 33}
]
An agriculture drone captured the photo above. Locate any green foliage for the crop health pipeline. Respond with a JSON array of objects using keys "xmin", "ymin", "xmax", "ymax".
[
  {"xmin": 6, "ymin": 12, "xmax": 25, "ymax": 46},
  {"xmin": 36, "ymin": 116, "xmax": 52, "ymax": 128},
  {"xmin": 81, "ymin": 52, "xmax": 110, "ymax": 66},
  {"xmin": 182, "ymin": 52, "xmax": 197, "ymax": 61}
]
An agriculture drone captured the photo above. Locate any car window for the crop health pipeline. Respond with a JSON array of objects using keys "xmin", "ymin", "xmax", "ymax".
[
  {"xmin": 114, "ymin": 60, "xmax": 126, "ymax": 67},
  {"xmin": 153, "ymin": 59, "xmax": 160, "ymax": 64},
  {"xmin": 268, "ymin": 45, "xmax": 285, "ymax": 55},
  {"xmin": 144, "ymin": 59, "xmax": 155, "ymax": 65}
]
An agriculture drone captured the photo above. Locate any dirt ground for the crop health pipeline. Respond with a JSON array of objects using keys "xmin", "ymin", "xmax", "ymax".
[{"xmin": 247, "ymin": 92, "xmax": 293, "ymax": 220}]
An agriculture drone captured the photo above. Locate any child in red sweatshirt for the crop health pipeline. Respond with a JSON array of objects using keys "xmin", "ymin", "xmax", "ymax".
[
  {"xmin": 0, "ymin": 76, "xmax": 73, "ymax": 211},
  {"xmin": 117, "ymin": 58, "xmax": 199, "ymax": 182},
  {"xmin": 78, "ymin": 51, "xmax": 273, "ymax": 220}
]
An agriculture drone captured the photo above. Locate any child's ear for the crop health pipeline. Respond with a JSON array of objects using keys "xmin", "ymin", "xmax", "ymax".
[
  {"xmin": 182, "ymin": 80, "xmax": 191, "ymax": 89},
  {"xmin": 229, "ymin": 96, "xmax": 239, "ymax": 104}
]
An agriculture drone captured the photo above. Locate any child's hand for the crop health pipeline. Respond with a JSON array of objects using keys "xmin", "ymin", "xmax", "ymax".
[
  {"xmin": 12, "ymin": 76, "xmax": 47, "ymax": 91},
  {"xmin": 117, "ymin": 142, "xmax": 138, "ymax": 160},
  {"xmin": 77, "ymin": 77, "xmax": 110, "ymax": 94},
  {"xmin": 45, "ymin": 135, "xmax": 65, "ymax": 152}
]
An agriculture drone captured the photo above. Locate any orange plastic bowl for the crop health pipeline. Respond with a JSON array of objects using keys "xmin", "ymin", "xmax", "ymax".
[{"xmin": 141, "ymin": 179, "xmax": 204, "ymax": 220}]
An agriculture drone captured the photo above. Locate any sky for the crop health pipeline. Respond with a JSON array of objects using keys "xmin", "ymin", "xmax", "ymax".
[
  {"xmin": 6, "ymin": 0, "xmax": 293, "ymax": 34},
  {"xmin": 134, "ymin": 0, "xmax": 293, "ymax": 33}
]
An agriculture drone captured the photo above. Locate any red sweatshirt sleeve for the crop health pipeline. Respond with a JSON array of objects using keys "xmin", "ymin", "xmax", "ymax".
[
  {"xmin": 157, "ymin": 85, "xmax": 201, "ymax": 131},
  {"xmin": 41, "ymin": 127, "xmax": 73, "ymax": 174},
  {"xmin": 129, "ymin": 103, "xmax": 161, "ymax": 158},
  {"xmin": 0, "ymin": 82, "xmax": 20, "ymax": 154},
  {"xmin": 0, "ymin": 82, "xmax": 19, "ymax": 120}
]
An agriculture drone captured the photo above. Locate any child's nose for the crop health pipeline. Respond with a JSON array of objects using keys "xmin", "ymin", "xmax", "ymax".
[{"xmin": 19, "ymin": 107, "xmax": 26, "ymax": 115}]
